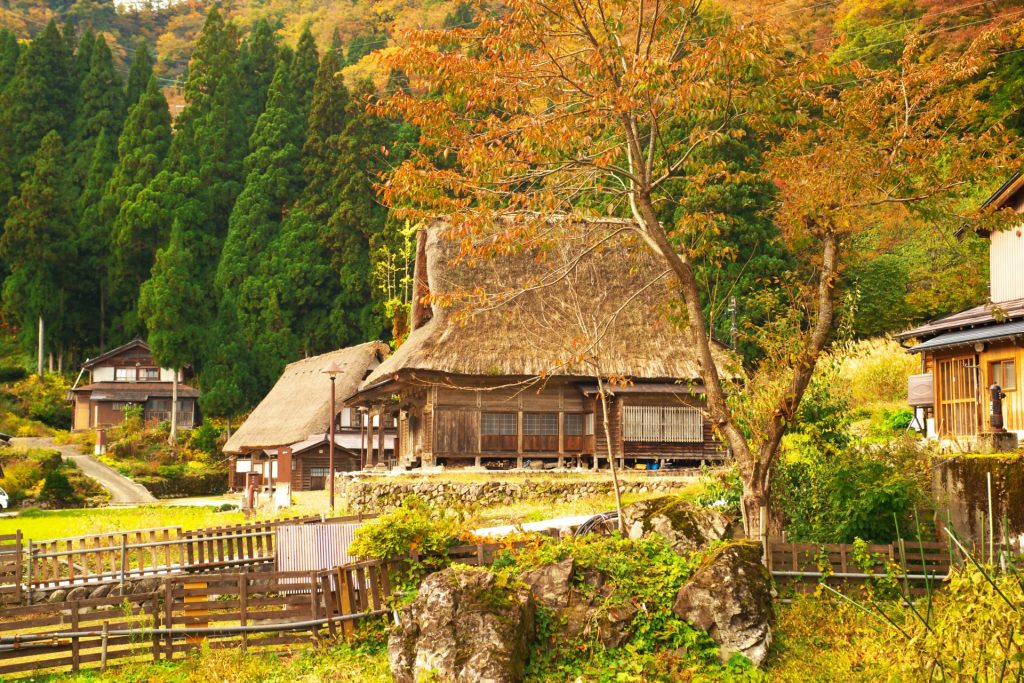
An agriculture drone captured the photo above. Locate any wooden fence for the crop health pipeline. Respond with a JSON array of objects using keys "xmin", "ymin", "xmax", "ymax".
[
  {"xmin": 766, "ymin": 538, "xmax": 954, "ymax": 595},
  {"xmin": 5, "ymin": 513, "xmax": 377, "ymax": 599},
  {"xmin": 0, "ymin": 536, "xmax": 552, "ymax": 679}
]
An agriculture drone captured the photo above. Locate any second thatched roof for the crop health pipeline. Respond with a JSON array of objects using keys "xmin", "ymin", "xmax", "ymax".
[
  {"xmin": 356, "ymin": 217, "xmax": 735, "ymax": 392},
  {"xmin": 224, "ymin": 341, "xmax": 389, "ymax": 454}
]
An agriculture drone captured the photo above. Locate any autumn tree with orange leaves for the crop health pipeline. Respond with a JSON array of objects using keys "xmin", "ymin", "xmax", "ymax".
[{"xmin": 381, "ymin": 0, "xmax": 1018, "ymax": 539}]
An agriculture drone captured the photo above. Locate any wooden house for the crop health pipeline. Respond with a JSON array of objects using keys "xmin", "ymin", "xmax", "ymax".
[
  {"xmin": 69, "ymin": 339, "xmax": 199, "ymax": 431},
  {"xmin": 896, "ymin": 173, "xmax": 1024, "ymax": 440},
  {"xmin": 223, "ymin": 343, "xmax": 396, "ymax": 491},
  {"xmin": 346, "ymin": 218, "xmax": 736, "ymax": 469}
]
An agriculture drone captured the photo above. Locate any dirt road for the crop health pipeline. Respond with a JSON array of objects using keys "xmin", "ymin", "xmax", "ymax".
[{"xmin": 11, "ymin": 436, "xmax": 157, "ymax": 505}]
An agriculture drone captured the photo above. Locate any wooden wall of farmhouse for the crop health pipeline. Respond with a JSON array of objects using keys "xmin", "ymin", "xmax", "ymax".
[
  {"xmin": 294, "ymin": 449, "xmax": 359, "ymax": 491},
  {"xmin": 73, "ymin": 398, "xmax": 91, "ymax": 431},
  {"xmin": 930, "ymin": 342, "xmax": 1024, "ymax": 436}
]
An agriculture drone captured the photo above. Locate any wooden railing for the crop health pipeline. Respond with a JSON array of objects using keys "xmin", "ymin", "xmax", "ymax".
[
  {"xmin": 766, "ymin": 538, "xmax": 954, "ymax": 596},
  {"xmin": 17, "ymin": 514, "xmax": 376, "ymax": 594}
]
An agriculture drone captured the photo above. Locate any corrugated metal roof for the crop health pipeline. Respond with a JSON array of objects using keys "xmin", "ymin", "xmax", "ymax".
[
  {"xmin": 909, "ymin": 320, "xmax": 1024, "ymax": 352},
  {"xmin": 895, "ymin": 297, "xmax": 1024, "ymax": 341}
]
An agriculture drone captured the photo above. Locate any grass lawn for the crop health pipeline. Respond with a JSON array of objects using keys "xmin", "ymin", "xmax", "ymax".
[{"xmin": 0, "ymin": 506, "xmax": 247, "ymax": 542}]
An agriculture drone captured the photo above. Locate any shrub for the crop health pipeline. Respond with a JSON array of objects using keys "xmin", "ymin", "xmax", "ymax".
[
  {"xmin": 834, "ymin": 338, "xmax": 918, "ymax": 409},
  {"xmin": 187, "ymin": 423, "xmax": 223, "ymax": 458},
  {"xmin": 0, "ymin": 367, "xmax": 27, "ymax": 383},
  {"xmin": 774, "ymin": 436, "xmax": 930, "ymax": 543},
  {"xmin": 694, "ymin": 465, "xmax": 743, "ymax": 516},
  {"xmin": 349, "ymin": 496, "xmax": 466, "ymax": 583},
  {"xmin": 134, "ymin": 471, "xmax": 228, "ymax": 498},
  {"xmin": 39, "ymin": 470, "xmax": 75, "ymax": 504}
]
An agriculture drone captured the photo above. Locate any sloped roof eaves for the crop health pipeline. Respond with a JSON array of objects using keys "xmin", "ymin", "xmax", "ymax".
[
  {"xmin": 81, "ymin": 339, "xmax": 150, "ymax": 369},
  {"xmin": 895, "ymin": 297, "xmax": 1024, "ymax": 341},
  {"xmin": 74, "ymin": 382, "xmax": 200, "ymax": 399},
  {"xmin": 908, "ymin": 320, "xmax": 1024, "ymax": 352},
  {"xmin": 223, "ymin": 342, "xmax": 389, "ymax": 454}
]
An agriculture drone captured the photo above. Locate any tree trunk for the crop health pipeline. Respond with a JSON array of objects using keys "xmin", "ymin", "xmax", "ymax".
[
  {"xmin": 169, "ymin": 371, "xmax": 178, "ymax": 446},
  {"xmin": 99, "ymin": 283, "xmax": 105, "ymax": 352},
  {"xmin": 36, "ymin": 317, "xmax": 44, "ymax": 378},
  {"xmin": 596, "ymin": 378, "xmax": 625, "ymax": 534}
]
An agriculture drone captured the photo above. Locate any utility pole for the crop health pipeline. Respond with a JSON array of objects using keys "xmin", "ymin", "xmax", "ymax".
[
  {"xmin": 323, "ymin": 362, "xmax": 343, "ymax": 512},
  {"xmin": 729, "ymin": 297, "xmax": 737, "ymax": 350},
  {"xmin": 36, "ymin": 317, "xmax": 44, "ymax": 377}
]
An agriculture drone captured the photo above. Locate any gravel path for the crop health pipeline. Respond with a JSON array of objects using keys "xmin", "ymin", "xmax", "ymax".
[{"xmin": 11, "ymin": 436, "xmax": 157, "ymax": 505}]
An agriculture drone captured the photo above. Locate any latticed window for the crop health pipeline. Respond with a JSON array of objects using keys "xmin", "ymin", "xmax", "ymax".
[
  {"xmin": 623, "ymin": 406, "xmax": 703, "ymax": 443},
  {"xmin": 564, "ymin": 413, "xmax": 585, "ymax": 436},
  {"xmin": 523, "ymin": 413, "xmax": 558, "ymax": 435},
  {"xmin": 482, "ymin": 412, "xmax": 517, "ymax": 435},
  {"xmin": 310, "ymin": 467, "xmax": 330, "ymax": 477}
]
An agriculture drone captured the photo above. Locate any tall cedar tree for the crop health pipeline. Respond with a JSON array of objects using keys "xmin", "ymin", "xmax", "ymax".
[
  {"xmin": 0, "ymin": 29, "xmax": 18, "ymax": 89},
  {"xmin": 237, "ymin": 19, "xmax": 279, "ymax": 136},
  {"xmin": 124, "ymin": 40, "xmax": 153, "ymax": 110},
  {"xmin": 205, "ymin": 57, "xmax": 307, "ymax": 417},
  {"xmin": 290, "ymin": 25, "xmax": 319, "ymax": 115},
  {"xmin": 329, "ymin": 79, "xmax": 391, "ymax": 343},
  {"xmin": 265, "ymin": 48, "xmax": 349, "ymax": 355},
  {"xmin": 0, "ymin": 21, "xmax": 76, "ymax": 226},
  {"xmin": 74, "ymin": 129, "xmax": 117, "ymax": 349},
  {"xmin": 0, "ymin": 131, "xmax": 76, "ymax": 353},
  {"xmin": 104, "ymin": 77, "xmax": 172, "ymax": 343},
  {"xmin": 71, "ymin": 36, "xmax": 124, "ymax": 185}
]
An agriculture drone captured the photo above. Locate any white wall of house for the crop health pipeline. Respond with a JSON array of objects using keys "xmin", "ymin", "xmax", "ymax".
[
  {"xmin": 159, "ymin": 368, "xmax": 178, "ymax": 382},
  {"xmin": 991, "ymin": 227, "xmax": 1024, "ymax": 304},
  {"xmin": 92, "ymin": 366, "xmax": 115, "ymax": 382}
]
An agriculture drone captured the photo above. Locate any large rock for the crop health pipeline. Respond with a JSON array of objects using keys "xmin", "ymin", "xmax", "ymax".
[
  {"xmin": 621, "ymin": 497, "xmax": 730, "ymax": 554},
  {"xmin": 389, "ymin": 567, "xmax": 535, "ymax": 683},
  {"xmin": 519, "ymin": 558, "xmax": 573, "ymax": 608},
  {"xmin": 672, "ymin": 541, "xmax": 774, "ymax": 667}
]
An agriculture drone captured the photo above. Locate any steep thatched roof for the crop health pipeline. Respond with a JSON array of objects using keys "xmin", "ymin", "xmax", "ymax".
[
  {"xmin": 224, "ymin": 342, "xmax": 389, "ymax": 454},
  {"xmin": 356, "ymin": 217, "xmax": 735, "ymax": 392}
]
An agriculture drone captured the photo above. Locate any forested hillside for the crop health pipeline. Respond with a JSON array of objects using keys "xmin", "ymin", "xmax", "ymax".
[
  {"xmin": 0, "ymin": 0, "xmax": 1022, "ymax": 420},
  {"xmin": 0, "ymin": 8, "xmax": 419, "ymax": 420}
]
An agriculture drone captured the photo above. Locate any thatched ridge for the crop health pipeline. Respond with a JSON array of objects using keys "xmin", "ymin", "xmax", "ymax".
[
  {"xmin": 356, "ymin": 217, "xmax": 735, "ymax": 392},
  {"xmin": 224, "ymin": 341, "xmax": 389, "ymax": 454}
]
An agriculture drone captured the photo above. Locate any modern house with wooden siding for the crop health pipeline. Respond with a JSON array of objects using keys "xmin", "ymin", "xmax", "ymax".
[
  {"xmin": 347, "ymin": 217, "xmax": 736, "ymax": 469},
  {"xmin": 224, "ymin": 343, "xmax": 396, "ymax": 491},
  {"xmin": 897, "ymin": 172, "xmax": 1024, "ymax": 440},
  {"xmin": 69, "ymin": 339, "xmax": 200, "ymax": 431}
]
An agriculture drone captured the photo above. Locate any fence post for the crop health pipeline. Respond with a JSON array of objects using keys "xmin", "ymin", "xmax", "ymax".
[
  {"xmin": 309, "ymin": 571, "xmax": 321, "ymax": 645},
  {"xmin": 101, "ymin": 620, "xmax": 109, "ymax": 671},
  {"xmin": 239, "ymin": 572, "xmax": 248, "ymax": 654},
  {"xmin": 71, "ymin": 599, "xmax": 80, "ymax": 672},
  {"xmin": 336, "ymin": 567, "xmax": 355, "ymax": 642},
  {"xmin": 25, "ymin": 540, "xmax": 32, "ymax": 604},
  {"xmin": 164, "ymin": 579, "xmax": 174, "ymax": 661},
  {"xmin": 14, "ymin": 530, "xmax": 22, "ymax": 605},
  {"xmin": 120, "ymin": 535, "xmax": 128, "ymax": 590}
]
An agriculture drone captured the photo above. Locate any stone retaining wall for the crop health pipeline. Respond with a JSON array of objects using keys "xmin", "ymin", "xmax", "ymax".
[{"xmin": 336, "ymin": 476, "xmax": 696, "ymax": 513}]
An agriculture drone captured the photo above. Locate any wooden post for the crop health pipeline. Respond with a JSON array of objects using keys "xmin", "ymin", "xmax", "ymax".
[
  {"xmin": 25, "ymin": 540, "xmax": 32, "ymax": 603},
  {"xmin": 239, "ymin": 573, "xmax": 248, "ymax": 653},
  {"xmin": 336, "ymin": 567, "xmax": 355, "ymax": 641},
  {"xmin": 101, "ymin": 621, "xmax": 110, "ymax": 671},
  {"xmin": 71, "ymin": 600, "xmax": 81, "ymax": 672},
  {"xmin": 120, "ymin": 535, "xmax": 128, "ymax": 592},
  {"xmin": 309, "ymin": 572, "xmax": 321, "ymax": 645},
  {"xmin": 164, "ymin": 580, "xmax": 174, "ymax": 660},
  {"xmin": 13, "ymin": 530, "xmax": 22, "ymax": 606}
]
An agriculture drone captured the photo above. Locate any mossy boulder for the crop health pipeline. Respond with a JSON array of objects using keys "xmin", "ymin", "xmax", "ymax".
[
  {"xmin": 389, "ymin": 567, "xmax": 535, "ymax": 683},
  {"xmin": 621, "ymin": 496, "xmax": 731, "ymax": 554},
  {"xmin": 672, "ymin": 541, "xmax": 774, "ymax": 667}
]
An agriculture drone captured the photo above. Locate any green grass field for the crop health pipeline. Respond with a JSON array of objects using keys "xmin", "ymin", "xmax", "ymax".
[{"xmin": 0, "ymin": 506, "xmax": 247, "ymax": 542}]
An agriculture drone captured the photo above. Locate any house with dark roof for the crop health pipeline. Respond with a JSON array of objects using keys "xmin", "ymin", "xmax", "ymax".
[
  {"xmin": 346, "ymin": 217, "xmax": 737, "ymax": 470},
  {"xmin": 70, "ymin": 339, "xmax": 200, "ymax": 432},
  {"xmin": 223, "ymin": 343, "xmax": 395, "ymax": 491},
  {"xmin": 896, "ymin": 173, "xmax": 1024, "ymax": 440}
]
